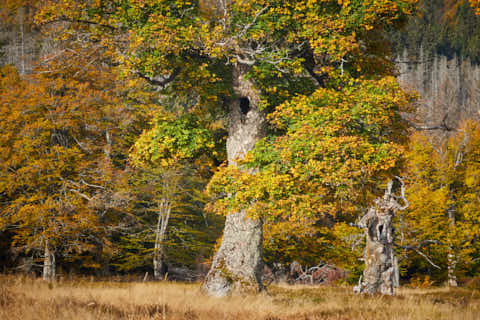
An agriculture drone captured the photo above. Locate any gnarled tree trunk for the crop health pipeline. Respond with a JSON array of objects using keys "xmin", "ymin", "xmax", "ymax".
[
  {"xmin": 355, "ymin": 180, "xmax": 406, "ymax": 295},
  {"xmin": 202, "ymin": 65, "xmax": 266, "ymax": 297}
]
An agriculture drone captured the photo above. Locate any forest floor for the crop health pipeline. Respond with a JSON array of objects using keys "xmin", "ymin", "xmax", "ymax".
[{"xmin": 0, "ymin": 275, "xmax": 479, "ymax": 320}]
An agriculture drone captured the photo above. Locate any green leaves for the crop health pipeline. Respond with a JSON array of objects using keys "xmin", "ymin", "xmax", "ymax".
[
  {"xmin": 131, "ymin": 113, "xmax": 216, "ymax": 168},
  {"xmin": 207, "ymin": 76, "xmax": 413, "ymax": 221}
]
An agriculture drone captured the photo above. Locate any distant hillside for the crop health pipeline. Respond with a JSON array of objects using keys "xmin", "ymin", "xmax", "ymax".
[
  {"xmin": 397, "ymin": 51, "xmax": 480, "ymax": 128},
  {"xmin": 391, "ymin": 0, "xmax": 480, "ymax": 64},
  {"xmin": 0, "ymin": 4, "xmax": 53, "ymax": 74},
  {"xmin": 392, "ymin": 0, "xmax": 480, "ymax": 128}
]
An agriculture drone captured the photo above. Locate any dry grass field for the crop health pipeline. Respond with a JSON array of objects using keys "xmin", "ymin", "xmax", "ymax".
[{"xmin": 0, "ymin": 275, "xmax": 479, "ymax": 320}]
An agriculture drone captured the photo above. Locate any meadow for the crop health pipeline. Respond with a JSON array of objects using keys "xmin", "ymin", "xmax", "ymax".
[{"xmin": 0, "ymin": 275, "xmax": 478, "ymax": 320}]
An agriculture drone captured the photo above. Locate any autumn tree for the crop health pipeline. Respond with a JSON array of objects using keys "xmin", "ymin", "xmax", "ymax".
[
  {"xmin": 116, "ymin": 162, "xmax": 224, "ymax": 279},
  {"xmin": 0, "ymin": 39, "xmax": 156, "ymax": 278},
  {"xmin": 35, "ymin": 0, "xmax": 416, "ymax": 295},
  {"xmin": 401, "ymin": 121, "xmax": 480, "ymax": 286},
  {"xmin": 0, "ymin": 62, "xmax": 101, "ymax": 280},
  {"xmin": 126, "ymin": 111, "xmax": 224, "ymax": 279}
]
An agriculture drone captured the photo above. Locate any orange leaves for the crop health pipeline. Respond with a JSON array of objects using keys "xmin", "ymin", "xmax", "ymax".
[
  {"xmin": 0, "ymin": 41, "xmax": 145, "ymax": 259},
  {"xmin": 470, "ymin": 0, "xmax": 480, "ymax": 14},
  {"xmin": 300, "ymin": 0, "xmax": 416, "ymax": 76}
]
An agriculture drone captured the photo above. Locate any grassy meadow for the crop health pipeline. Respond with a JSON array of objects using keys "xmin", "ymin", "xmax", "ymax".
[{"xmin": 0, "ymin": 275, "xmax": 479, "ymax": 320}]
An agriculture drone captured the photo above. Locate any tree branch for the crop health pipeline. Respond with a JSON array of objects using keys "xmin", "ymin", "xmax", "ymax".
[
  {"xmin": 413, "ymin": 248, "xmax": 442, "ymax": 270},
  {"xmin": 136, "ymin": 68, "xmax": 181, "ymax": 87},
  {"xmin": 404, "ymin": 114, "xmax": 455, "ymax": 131},
  {"xmin": 40, "ymin": 17, "xmax": 117, "ymax": 30},
  {"xmin": 69, "ymin": 189, "xmax": 93, "ymax": 202},
  {"xmin": 394, "ymin": 176, "xmax": 409, "ymax": 210},
  {"xmin": 301, "ymin": 48, "xmax": 327, "ymax": 87},
  {"xmin": 235, "ymin": 6, "xmax": 269, "ymax": 40},
  {"xmin": 395, "ymin": 240, "xmax": 443, "ymax": 270},
  {"xmin": 234, "ymin": 54, "xmax": 256, "ymax": 66}
]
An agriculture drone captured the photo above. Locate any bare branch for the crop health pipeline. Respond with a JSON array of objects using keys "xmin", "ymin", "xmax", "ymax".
[
  {"xmin": 69, "ymin": 189, "xmax": 93, "ymax": 202},
  {"xmin": 404, "ymin": 113, "xmax": 455, "ymax": 132},
  {"xmin": 395, "ymin": 240, "xmax": 443, "ymax": 270},
  {"xmin": 39, "ymin": 17, "xmax": 117, "ymax": 30},
  {"xmin": 80, "ymin": 179, "xmax": 106, "ymax": 190},
  {"xmin": 394, "ymin": 176, "xmax": 409, "ymax": 210},
  {"xmin": 136, "ymin": 68, "xmax": 181, "ymax": 87},
  {"xmin": 413, "ymin": 248, "xmax": 442, "ymax": 270},
  {"xmin": 71, "ymin": 134, "xmax": 91, "ymax": 154},
  {"xmin": 235, "ymin": 6, "xmax": 269, "ymax": 40},
  {"xmin": 234, "ymin": 55, "xmax": 255, "ymax": 66}
]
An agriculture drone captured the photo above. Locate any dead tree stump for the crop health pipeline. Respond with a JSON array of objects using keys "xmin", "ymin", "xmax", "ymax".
[{"xmin": 355, "ymin": 179, "xmax": 408, "ymax": 295}]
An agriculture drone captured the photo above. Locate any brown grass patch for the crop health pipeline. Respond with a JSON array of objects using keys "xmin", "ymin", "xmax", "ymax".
[{"xmin": 0, "ymin": 275, "xmax": 478, "ymax": 320}]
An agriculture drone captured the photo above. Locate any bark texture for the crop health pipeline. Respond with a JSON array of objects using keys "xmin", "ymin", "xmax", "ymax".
[
  {"xmin": 42, "ymin": 243, "xmax": 55, "ymax": 282},
  {"xmin": 355, "ymin": 180, "xmax": 406, "ymax": 295},
  {"xmin": 202, "ymin": 65, "xmax": 266, "ymax": 297}
]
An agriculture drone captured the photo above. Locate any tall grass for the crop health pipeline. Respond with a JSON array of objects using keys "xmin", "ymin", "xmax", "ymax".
[{"xmin": 0, "ymin": 275, "xmax": 478, "ymax": 320}]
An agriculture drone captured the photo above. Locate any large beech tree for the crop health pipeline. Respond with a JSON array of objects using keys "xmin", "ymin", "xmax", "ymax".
[
  {"xmin": 36, "ymin": 0, "xmax": 416, "ymax": 295},
  {"xmin": 208, "ymin": 77, "xmax": 414, "ymax": 295}
]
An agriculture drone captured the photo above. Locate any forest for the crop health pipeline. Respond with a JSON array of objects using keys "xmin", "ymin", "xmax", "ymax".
[{"xmin": 0, "ymin": 0, "xmax": 480, "ymax": 314}]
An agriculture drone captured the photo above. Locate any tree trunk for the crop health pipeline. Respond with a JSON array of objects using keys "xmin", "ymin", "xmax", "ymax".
[
  {"xmin": 202, "ymin": 65, "xmax": 266, "ymax": 297},
  {"xmin": 94, "ymin": 242, "xmax": 111, "ymax": 277},
  {"xmin": 153, "ymin": 197, "xmax": 170, "ymax": 280},
  {"xmin": 42, "ymin": 243, "xmax": 55, "ymax": 282},
  {"xmin": 393, "ymin": 255, "xmax": 400, "ymax": 288},
  {"xmin": 447, "ymin": 250, "xmax": 458, "ymax": 287},
  {"xmin": 153, "ymin": 247, "xmax": 167, "ymax": 280},
  {"xmin": 447, "ymin": 204, "xmax": 458, "ymax": 287},
  {"xmin": 356, "ymin": 180, "xmax": 404, "ymax": 295}
]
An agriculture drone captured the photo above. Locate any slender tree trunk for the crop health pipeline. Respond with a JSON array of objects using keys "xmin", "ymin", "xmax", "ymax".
[
  {"xmin": 42, "ymin": 242, "xmax": 56, "ymax": 282},
  {"xmin": 447, "ymin": 250, "xmax": 458, "ymax": 287},
  {"xmin": 202, "ymin": 65, "xmax": 266, "ymax": 297},
  {"xmin": 153, "ymin": 197, "xmax": 170, "ymax": 280},
  {"xmin": 393, "ymin": 256, "xmax": 400, "ymax": 288},
  {"xmin": 447, "ymin": 204, "xmax": 458, "ymax": 287},
  {"xmin": 356, "ymin": 180, "xmax": 405, "ymax": 295}
]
